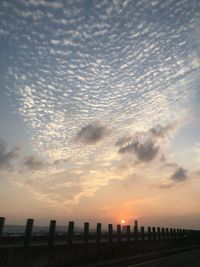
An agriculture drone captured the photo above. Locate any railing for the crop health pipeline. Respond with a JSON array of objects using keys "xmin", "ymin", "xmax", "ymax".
[{"xmin": 0, "ymin": 217, "xmax": 200, "ymax": 248}]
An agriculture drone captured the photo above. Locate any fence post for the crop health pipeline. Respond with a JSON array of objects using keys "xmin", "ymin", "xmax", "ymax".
[
  {"xmin": 180, "ymin": 229, "xmax": 184, "ymax": 240},
  {"xmin": 117, "ymin": 224, "xmax": 121, "ymax": 242},
  {"xmin": 0, "ymin": 217, "xmax": 5, "ymax": 239},
  {"xmin": 108, "ymin": 224, "xmax": 113, "ymax": 243},
  {"xmin": 126, "ymin": 225, "xmax": 131, "ymax": 242},
  {"xmin": 170, "ymin": 228, "xmax": 173, "ymax": 239},
  {"xmin": 68, "ymin": 221, "xmax": 74, "ymax": 245},
  {"xmin": 148, "ymin": 227, "xmax": 152, "ymax": 241},
  {"xmin": 134, "ymin": 224, "xmax": 138, "ymax": 242},
  {"xmin": 48, "ymin": 220, "xmax": 56, "ymax": 246},
  {"xmin": 157, "ymin": 227, "xmax": 161, "ymax": 240},
  {"xmin": 84, "ymin": 222, "xmax": 89, "ymax": 244},
  {"xmin": 179, "ymin": 229, "xmax": 183, "ymax": 240},
  {"xmin": 184, "ymin": 229, "xmax": 186, "ymax": 239},
  {"xmin": 187, "ymin": 229, "xmax": 190, "ymax": 239},
  {"xmin": 173, "ymin": 228, "xmax": 177, "ymax": 240},
  {"xmin": 152, "ymin": 227, "xmax": 156, "ymax": 241},
  {"xmin": 24, "ymin": 218, "xmax": 34, "ymax": 247},
  {"xmin": 189, "ymin": 230, "xmax": 191, "ymax": 239},
  {"xmin": 96, "ymin": 223, "xmax": 101, "ymax": 243},
  {"xmin": 187, "ymin": 229, "xmax": 189, "ymax": 239},
  {"xmin": 141, "ymin": 226, "xmax": 145, "ymax": 241},
  {"xmin": 161, "ymin": 228, "xmax": 165, "ymax": 240},
  {"xmin": 166, "ymin": 228, "xmax": 169, "ymax": 240},
  {"xmin": 177, "ymin": 229, "xmax": 180, "ymax": 240}
]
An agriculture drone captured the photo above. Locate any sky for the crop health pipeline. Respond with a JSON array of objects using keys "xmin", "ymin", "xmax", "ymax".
[{"xmin": 0, "ymin": 0, "xmax": 200, "ymax": 229}]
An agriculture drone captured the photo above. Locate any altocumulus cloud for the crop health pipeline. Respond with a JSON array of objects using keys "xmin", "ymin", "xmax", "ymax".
[
  {"xmin": 75, "ymin": 122, "xmax": 109, "ymax": 145},
  {"xmin": 0, "ymin": 140, "xmax": 19, "ymax": 170},
  {"xmin": 117, "ymin": 123, "xmax": 177, "ymax": 163},
  {"xmin": 149, "ymin": 124, "xmax": 175, "ymax": 139},
  {"xmin": 170, "ymin": 167, "xmax": 188, "ymax": 182},
  {"xmin": 23, "ymin": 156, "xmax": 46, "ymax": 170},
  {"xmin": 119, "ymin": 139, "xmax": 159, "ymax": 162},
  {"xmin": 23, "ymin": 156, "xmax": 67, "ymax": 171}
]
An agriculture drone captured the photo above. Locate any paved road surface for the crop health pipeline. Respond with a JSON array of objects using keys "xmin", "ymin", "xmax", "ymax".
[{"xmin": 128, "ymin": 248, "xmax": 200, "ymax": 267}]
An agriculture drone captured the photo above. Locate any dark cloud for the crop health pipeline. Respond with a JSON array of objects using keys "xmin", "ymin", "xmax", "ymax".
[
  {"xmin": 160, "ymin": 160, "xmax": 178, "ymax": 169},
  {"xmin": 23, "ymin": 156, "xmax": 46, "ymax": 170},
  {"xmin": 53, "ymin": 158, "xmax": 69, "ymax": 165},
  {"xmin": 23, "ymin": 156, "xmax": 68, "ymax": 170},
  {"xmin": 115, "ymin": 136, "xmax": 132, "ymax": 147},
  {"xmin": 0, "ymin": 140, "xmax": 19, "ymax": 170},
  {"xmin": 116, "ymin": 123, "xmax": 176, "ymax": 163},
  {"xmin": 119, "ymin": 139, "xmax": 159, "ymax": 162},
  {"xmin": 165, "ymin": 162, "xmax": 178, "ymax": 168},
  {"xmin": 149, "ymin": 124, "xmax": 174, "ymax": 139},
  {"xmin": 170, "ymin": 167, "xmax": 188, "ymax": 182},
  {"xmin": 75, "ymin": 122, "xmax": 108, "ymax": 145}
]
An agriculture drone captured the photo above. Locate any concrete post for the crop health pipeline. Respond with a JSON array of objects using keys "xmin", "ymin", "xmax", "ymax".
[
  {"xmin": 152, "ymin": 227, "xmax": 156, "ymax": 240},
  {"xmin": 0, "ymin": 217, "xmax": 5, "ymax": 238},
  {"xmin": 141, "ymin": 226, "xmax": 145, "ymax": 241},
  {"xmin": 84, "ymin": 222, "xmax": 89, "ymax": 244},
  {"xmin": 117, "ymin": 224, "xmax": 121, "ymax": 242},
  {"xmin": 48, "ymin": 220, "xmax": 56, "ymax": 246},
  {"xmin": 96, "ymin": 223, "xmax": 101, "ymax": 243},
  {"xmin": 68, "ymin": 221, "xmax": 74, "ymax": 245},
  {"xmin": 108, "ymin": 224, "xmax": 113, "ymax": 243},
  {"xmin": 134, "ymin": 224, "xmax": 138, "ymax": 241},
  {"xmin": 148, "ymin": 227, "xmax": 152, "ymax": 241},
  {"xmin": 161, "ymin": 228, "xmax": 165, "ymax": 240},
  {"xmin": 157, "ymin": 227, "xmax": 161, "ymax": 240},
  {"xmin": 24, "ymin": 218, "xmax": 34, "ymax": 247}
]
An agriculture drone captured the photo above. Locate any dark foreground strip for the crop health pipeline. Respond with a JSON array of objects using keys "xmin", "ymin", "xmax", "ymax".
[
  {"xmin": 76, "ymin": 245, "xmax": 200, "ymax": 267},
  {"xmin": 127, "ymin": 248, "xmax": 200, "ymax": 266}
]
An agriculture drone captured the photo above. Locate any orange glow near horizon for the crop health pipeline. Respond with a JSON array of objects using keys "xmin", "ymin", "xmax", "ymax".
[{"xmin": 121, "ymin": 219, "xmax": 125, "ymax": 224}]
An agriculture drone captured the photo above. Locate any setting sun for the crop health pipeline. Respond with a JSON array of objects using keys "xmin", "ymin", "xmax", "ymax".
[{"xmin": 121, "ymin": 219, "xmax": 125, "ymax": 224}]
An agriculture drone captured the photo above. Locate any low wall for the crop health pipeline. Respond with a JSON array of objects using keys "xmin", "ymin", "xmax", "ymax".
[{"xmin": 0, "ymin": 238, "xmax": 200, "ymax": 267}]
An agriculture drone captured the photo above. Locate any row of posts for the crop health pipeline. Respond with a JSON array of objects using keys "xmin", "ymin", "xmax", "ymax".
[{"xmin": 0, "ymin": 217, "xmax": 199, "ymax": 247}]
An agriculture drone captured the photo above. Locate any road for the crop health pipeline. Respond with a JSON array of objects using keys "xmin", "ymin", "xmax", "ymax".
[{"xmin": 128, "ymin": 248, "xmax": 200, "ymax": 267}]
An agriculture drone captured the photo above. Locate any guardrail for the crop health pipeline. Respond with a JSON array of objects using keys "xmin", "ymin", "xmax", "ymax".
[{"xmin": 0, "ymin": 217, "xmax": 199, "ymax": 248}]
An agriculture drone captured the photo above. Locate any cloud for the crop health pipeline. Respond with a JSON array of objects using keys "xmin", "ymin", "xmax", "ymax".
[
  {"xmin": 117, "ymin": 123, "xmax": 176, "ymax": 164},
  {"xmin": 160, "ymin": 160, "xmax": 178, "ymax": 169},
  {"xmin": 0, "ymin": 140, "xmax": 19, "ymax": 170},
  {"xmin": 23, "ymin": 156, "xmax": 46, "ymax": 170},
  {"xmin": 170, "ymin": 167, "xmax": 188, "ymax": 182},
  {"xmin": 2, "ymin": 0, "xmax": 199, "ymax": 207},
  {"xmin": 164, "ymin": 162, "xmax": 178, "ymax": 169},
  {"xmin": 4, "ymin": 0, "xmax": 197, "ymax": 165},
  {"xmin": 116, "ymin": 123, "xmax": 175, "ymax": 148},
  {"xmin": 115, "ymin": 136, "xmax": 132, "ymax": 147},
  {"xmin": 149, "ymin": 124, "xmax": 175, "ymax": 139},
  {"xmin": 119, "ymin": 139, "xmax": 159, "ymax": 162},
  {"xmin": 23, "ymin": 156, "xmax": 68, "ymax": 171},
  {"xmin": 75, "ymin": 122, "xmax": 109, "ymax": 145}
]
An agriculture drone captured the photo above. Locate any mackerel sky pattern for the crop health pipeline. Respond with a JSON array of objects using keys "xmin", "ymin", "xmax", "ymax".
[{"xmin": 0, "ymin": 0, "xmax": 199, "ymax": 162}]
